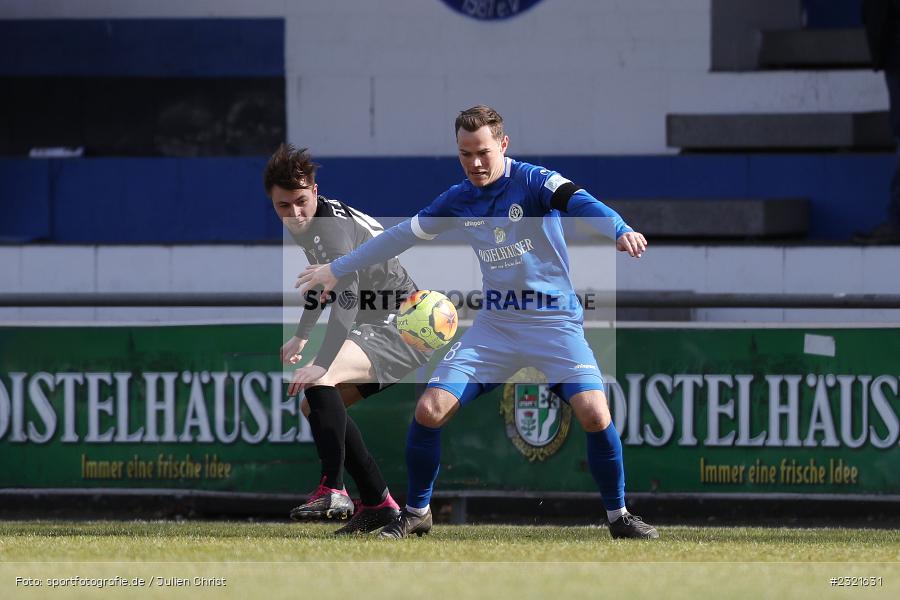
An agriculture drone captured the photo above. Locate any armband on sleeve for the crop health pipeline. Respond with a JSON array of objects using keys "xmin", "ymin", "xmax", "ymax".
[
  {"xmin": 550, "ymin": 181, "xmax": 583, "ymax": 212},
  {"xmin": 544, "ymin": 172, "xmax": 582, "ymax": 212}
]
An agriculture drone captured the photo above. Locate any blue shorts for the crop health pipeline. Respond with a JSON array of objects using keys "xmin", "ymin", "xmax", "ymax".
[{"xmin": 427, "ymin": 316, "xmax": 604, "ymax": 405}]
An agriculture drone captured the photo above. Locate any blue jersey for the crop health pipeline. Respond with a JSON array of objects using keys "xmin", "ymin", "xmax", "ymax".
[{"xmin": 330, "ymin": 157, "xmax": 632, "ymax": 323}]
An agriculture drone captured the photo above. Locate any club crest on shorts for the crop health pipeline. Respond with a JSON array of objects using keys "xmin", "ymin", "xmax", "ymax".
[
  {"xmin": 508, "ymin": 203, "xmax": 524, "ymax": 223},
  {"xmin": 499, "ymin": 368, "xmax": 571, "ymax": 461},
  {"xmin": 493, "ymin": 227, "xmax": 506, "ymax": 245}
]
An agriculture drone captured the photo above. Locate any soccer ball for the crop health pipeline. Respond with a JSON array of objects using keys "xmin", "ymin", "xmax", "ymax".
[{"xmin": 396, "ymin": 290, "xmax": 458, "ymax": 352}]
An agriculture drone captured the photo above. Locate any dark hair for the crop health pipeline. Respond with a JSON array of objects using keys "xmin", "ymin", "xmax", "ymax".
[
  {"xmin": 263, "ymin": 144, "xmax": 319, "ymax": 194},
  {"xmin": 455, "ymin": 105, "xmax": 505, "ymax": 141}
]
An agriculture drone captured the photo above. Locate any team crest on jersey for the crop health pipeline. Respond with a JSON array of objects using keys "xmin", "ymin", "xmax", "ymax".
[
  {"xmin": 493, "ymin": 227, "xmax": 506, "ymax": 244},
  {"xmin": 499, "ymin": 368, "xmax": 571, "ymax": 461},
  {"xmin": 313, "ymin": 235, "xmax": 320, "ymax": 244},
  {"xmin": 509, "ymin": 203, "xmax": 524, "ymax": 222}
]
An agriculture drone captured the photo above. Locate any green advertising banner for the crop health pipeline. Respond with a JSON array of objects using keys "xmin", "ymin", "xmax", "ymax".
[{"xmin": 0, "ymin": 324, "xmax": 897, "ymax": 498}]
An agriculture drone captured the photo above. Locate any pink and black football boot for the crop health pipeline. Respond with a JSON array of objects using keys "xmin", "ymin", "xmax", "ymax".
[
  {"xmin": 333, "ymin": 493, "xmax": 402, "ymax": 535},
  {"xmin": 290, "ymin": 477, "xmax": 355, "ymax": 521}
]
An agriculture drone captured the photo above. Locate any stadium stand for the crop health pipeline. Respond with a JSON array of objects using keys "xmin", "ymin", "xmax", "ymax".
[
  {"xmin": 0, "ymin": 0, "xmax": 895, "ymax": 245},
  {"xmin": 1, "ymin": 0, "xmax": 898, "ymax": 537}
]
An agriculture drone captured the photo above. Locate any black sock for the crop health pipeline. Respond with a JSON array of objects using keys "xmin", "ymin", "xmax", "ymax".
[
  {"xmin": 305, "ymin": 385, "xmax": 347, "ymax": 490},
  {"xmin": 344, "ymin": 416, "xmax": 389, "ymax": 506}
]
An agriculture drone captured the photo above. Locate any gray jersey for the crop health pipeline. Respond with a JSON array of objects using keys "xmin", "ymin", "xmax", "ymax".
[{"xmin": 293, "ymin": 196, "xmax": 417, "ymax": 371}]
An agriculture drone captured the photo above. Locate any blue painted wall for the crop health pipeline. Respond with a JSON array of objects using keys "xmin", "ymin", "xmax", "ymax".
[
  {"xmin": 323, "ymin": 154, "xmax": 893, "ymax": 242},
  {"xmin": 0, "ymin": 19, "xmax": 284, "ymax": 77},
  {"xmin": 1, "ymin": 155, "xmax": 893, "ymax": 242},
  {"xmin": 2, "ymin": 158, "xmax": 280, "ymax": 243}
]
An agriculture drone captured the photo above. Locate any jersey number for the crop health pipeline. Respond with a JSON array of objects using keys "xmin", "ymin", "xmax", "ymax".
[{"xmin": 443, "ymin": 341, "xmax": 462, "ymax": 362}]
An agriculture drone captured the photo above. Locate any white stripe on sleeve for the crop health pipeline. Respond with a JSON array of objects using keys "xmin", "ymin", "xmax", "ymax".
[
  {"xmin": 410, "ymin": 214, "xmax": 438, "ymax": 240},
  {"xmin": 346, "ymin": 206, "xmax": 384, "ymax": 237}
]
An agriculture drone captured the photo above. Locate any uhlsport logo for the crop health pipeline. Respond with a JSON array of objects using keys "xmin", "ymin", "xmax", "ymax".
[{"xmin": 499, "ymin": 368, "xmax": 571, "ymax": 461}]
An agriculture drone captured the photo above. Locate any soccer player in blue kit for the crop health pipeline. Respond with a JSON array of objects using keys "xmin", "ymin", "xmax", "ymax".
[{"xmin": 298, "ymin": 105, "xmax": 658, "ymax": 539}]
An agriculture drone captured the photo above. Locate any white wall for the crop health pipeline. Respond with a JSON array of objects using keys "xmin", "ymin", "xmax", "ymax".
[
  {"xmin": 2, "ymin": 0, "xmax": 888, "ymax": 155},
  {"xmin": 2, "ymin": 244, "xmax": 899, "ymax": 324}
]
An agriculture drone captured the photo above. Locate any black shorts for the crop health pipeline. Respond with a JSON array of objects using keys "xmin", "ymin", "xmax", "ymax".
[{"xmin": 347, "ymin": 320, "xmax": 432, "ymax": 397}]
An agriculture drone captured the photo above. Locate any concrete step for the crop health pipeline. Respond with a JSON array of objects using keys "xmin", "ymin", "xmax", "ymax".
[
  {"xmin": 758, "ymin": 28, "xmax": 870, "ymax": 69},
  {"xmin": 599, "ymin": 198, "xmax": 809, "ymax": 239},
  {"xmin": 667, "ymin": 112, "xmax": 892, "ymax": 151}
]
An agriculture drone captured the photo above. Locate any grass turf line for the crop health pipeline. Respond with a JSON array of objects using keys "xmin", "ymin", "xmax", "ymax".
[
  {"xmin": 3, "ymin": 523, "xmax": 897, "ymax": 599},
  {"xmin": 0, "ymin": 521, "xmax": 898, "ymax": 562}
]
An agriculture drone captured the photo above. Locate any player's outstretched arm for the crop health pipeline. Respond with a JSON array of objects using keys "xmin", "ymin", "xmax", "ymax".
[
  {"xmin": 288, "ymin": 274, "xmax": 361, "ymax": 395},
  {"xmin": 559, "ymin": 187, "xmax": 648, "ymax": 258}
]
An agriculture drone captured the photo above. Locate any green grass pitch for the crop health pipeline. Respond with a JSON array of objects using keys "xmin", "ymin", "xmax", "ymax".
[{"xmin": 1, "ymin": 521, "xmax": 897, "ymax": 599}]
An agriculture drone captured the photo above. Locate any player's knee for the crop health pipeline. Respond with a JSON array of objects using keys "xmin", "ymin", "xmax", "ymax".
[
  {"xmin": 414, "ymin": 389, "xmax": 457, "ymax": 428},
  {"xmin": 414, "ymin": 398, "xmax": 444, "ymax": 428},
  {"xmin": 571, "ymin": 392, "xmax": 611, "ymax": 432},
  {"xmin": 576, "ymin": 408, "xmax": 611, "ymax": 432}
]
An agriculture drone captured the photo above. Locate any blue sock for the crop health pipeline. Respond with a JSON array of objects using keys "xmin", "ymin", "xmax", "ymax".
[
  {"xmin": 586, "ymin": 423, "xmax": 626, "ymax": 511},
  {"xmin": 405, "ymin": 418, "xmax": 442, "ymax": 509}
]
